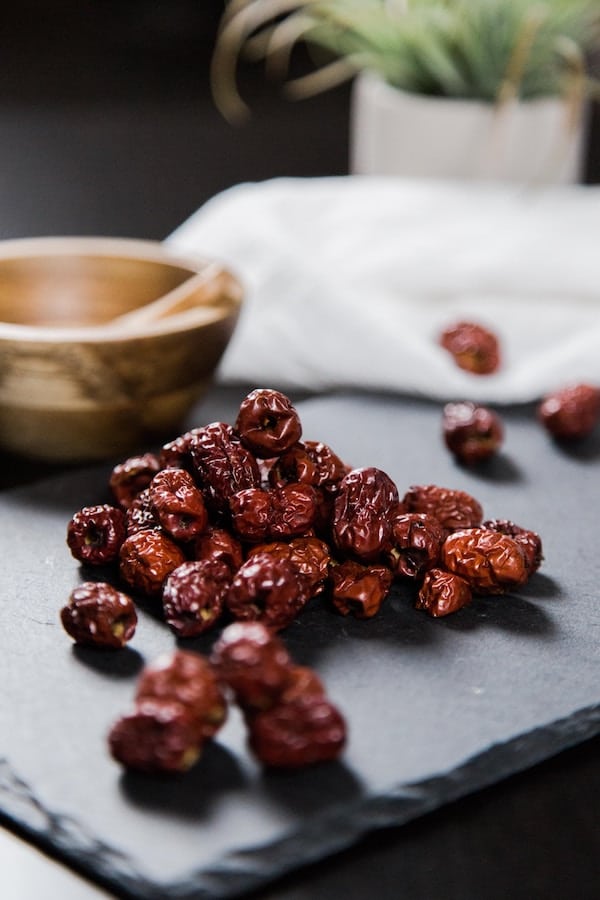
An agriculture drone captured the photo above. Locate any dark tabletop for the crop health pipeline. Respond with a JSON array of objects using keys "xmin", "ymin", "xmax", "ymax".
[{"xmin": 0, "ymin": 4, "xmax": 598, "ymax": 899}]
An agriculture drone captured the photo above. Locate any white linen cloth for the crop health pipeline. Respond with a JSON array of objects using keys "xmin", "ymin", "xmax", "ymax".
[{"xmin": 166, "ymin": 176, "xmax": 600, "ymax": 403}]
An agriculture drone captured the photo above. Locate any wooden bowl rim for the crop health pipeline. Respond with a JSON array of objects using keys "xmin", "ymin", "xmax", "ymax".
[{"xmin": 0, "ymin": 236, "xmax": 242, "ymax": 342}]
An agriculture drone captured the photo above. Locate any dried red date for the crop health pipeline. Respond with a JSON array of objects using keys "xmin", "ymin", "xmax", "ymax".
[
  {"xmin": 230, "ymin": 484, "xmax": 317, "ymax": 543},
  {"xmin": 109, "ymin": 453, "xmax": 161, "ymax": 510},
  {"xmin": 330, "ymin": 560, "xmax": 392, "ymax": 619},
  {"xmin": 416, "ymin": 568, "xmax": 472, "ymax": 617},
  {"xmin": 537, "ymin": 383, "xmax": 600, "ymax": 440},
  {"xmin": 248, "ymin": 537, "xmax": 331, "ymax": 597},
  {"xmin": 135, "ymin": 650, "xmax": 227, "ymax": 738},
  {"xmin": 149, "ymin": 468, "xmax": 208, "ymax": 541},
  {"xmin": 332, "ymin": 467, "xmax": 399, "ymax": 562},
  {"xmin": 439, "ymin": 321, "xmax": 501, "ymax": 375},
  {"xmin": 386, "ymin": 512, "xmax": 444, "ymax": 578},
  {"xmin": 235, "ymin": 388, "xmax": 302, "ymax": 456},
  {"xmin": 60, "ymin": 581, "xmax": 137, "ymax": 648},
  {"xmin": 279, "ymin": 665, "xmax": 325, "ymax": 704},
  {"xmin": 441, "ymin": 528, "xmax": 528, "ymax": 594},
  {"xmin": 193, "ymin": 526, "xmax": 244, "ymax": 574},
  {"xmin": 226, "ymin": 552, "xmax": 309, "ymax": 631},
  {"xmin": 190, "ymin": 422, "xmax": 260, "ymax": 515},
  {"xmin": 159, "ymin": 428, "xmax": 204, "ymax": 471},
  {"xmin": 162, "ymin": 559, "xmax": 231, "ymax": 637},
  {"xmin": 119, "ymin": 530, "xmax": 186, "ymax": 597},
  {"xmin": 67, "ymin": 504, "xmax": 127, "ymax": 565},
  {"xmin": 402, "ymin": 484, "xmax": 483, "ymax": 533},
  {"xmin": 247, "ymin": 694, "xmax": 346, "ymax": 768},
  {"xmin": 229, "ymin": 488, "xmax": 272, "ymax": 542},
  {"xmin": 442, "ymin": 401, "xmax": 504, "ymax": 465},
  {"xmin": 108, "ymin": 699, "xmax": 204, "ymax": 774},
  {"xmin": 210, "ymin": 622, "xmax": 293, "ymax": 712},
  {"xmin": 270, "ymin": 483, "xmax": 317, "ymax": 538},
  {"xmin": 269, "ymin": 440, "xmax": 347, "ymax": 488},
  {"xmin": 482, "ymin": 519, "xmax": 543, "ymax": 576}
]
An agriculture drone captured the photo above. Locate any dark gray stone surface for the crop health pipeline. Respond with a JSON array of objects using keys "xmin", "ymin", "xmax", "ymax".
[{"xmin": 0, "ymin": 392, "xmax": 598, "ymax": 898}]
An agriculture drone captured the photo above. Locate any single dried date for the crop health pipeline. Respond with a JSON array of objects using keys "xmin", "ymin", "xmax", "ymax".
[
  {"xmin": 226, "ymin": 551, "xmax": 309, "ymax": 631},
  {"xmin": 210, "ymin": 622, "xmax": 293, "ymax": 713},
  {"xmin": 190, "ymin": 422, "xmax": 261, "ymax": 515},
  {"xmin": 247, "ymin": 694, "xmax": 346, "ymax": 768},
  {"xmin": 416, "ymin": 568, "xmax": 472, "ymax": 617},
  {"xmin": 439, "ymin": 321, "xmax": 501, "ymax": 375},
  {"xmin": 149, "ymin": 468, "xmax": 208, "ymax": 542},
  {"xmin": 442, "ymin": 401, "xmax": 504, "ymax": 465},
  {"xmin": 537, "ymin": 383, "xmax": 600, "ymax": 440},
  {"xmin": 60, "ymin": 581, "xmax": 137, "ymax": 648},
  {"xmin": 193, "ymin": 526, "xmax": 244, "ymax": 574},
  {"xmin": 332, "ymin": 467, "xmax": 399, "ymax": 562},
  {"xmin": 135, "ymin": 650, "xmax": 227, "ymax": 738},
  {"xmin": 441, "ymin": 528, "xmax": 528, "ymax": 594},
  {"xmin": 162, "ymin": 559, "xmax": 231, "ymax": 637},
  {"xmin": 235, "ymin": 388, "xmax": 302, "ymax": 456},
  {"xmin": 67, "ymin": 504, "xmax": 127, "ymax": 565},
  {"xmin": 402, "ymin": 484, "xmax": 483, "ymax": 533},
  {"xmin": 119, "ymin": 530, "xmax": 186, "ymax": 597},
  {"xmin": 482, "ymin": 519, "xmax": 543, "ymax": 576},
  {"xmin": 330, "ymin": 560, "xmax": 393, "ymax": 619},
  {"xmin": 108, "ymin": 699, "xmax": 204, "ymax": 774},
  {"xmin": 109, "ymin": 453, "xmax": 162, "ymax": 510},
  {"xmin": 248, "ymin": 537, "xmax": 331, "ymax": 598}
]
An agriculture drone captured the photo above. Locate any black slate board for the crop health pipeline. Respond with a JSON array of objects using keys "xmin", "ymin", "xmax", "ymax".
[{"xmin": 1, "ymin": 393, "xmax": 599, "ymax": 899}]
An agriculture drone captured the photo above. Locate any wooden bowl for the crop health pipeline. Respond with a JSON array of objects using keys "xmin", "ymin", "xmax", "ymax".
[{"xmin": 0, "ymin": 237, "xmax": 243, "ymax": 462}]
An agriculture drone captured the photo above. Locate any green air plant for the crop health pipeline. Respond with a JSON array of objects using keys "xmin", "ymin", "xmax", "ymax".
[{"xmin": 212, "ymin": 0, "xmax": 600, "ymax": 122}]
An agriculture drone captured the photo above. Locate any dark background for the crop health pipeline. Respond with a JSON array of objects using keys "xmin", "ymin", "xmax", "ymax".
[
  {"xmin": 0, "ymin": 0, "xmax": 598, "ymax": 243},
  {"xmin": 0, "ymin": 3, "xmax": 598, "ymax": 899}
]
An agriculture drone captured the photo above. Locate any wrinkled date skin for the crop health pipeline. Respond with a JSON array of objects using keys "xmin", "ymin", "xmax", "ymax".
[
  {"xmin": 248, "ymin": 537, "xmax": 331, "ymax": 597},
  {"xmin": 226, "ymin": 552, "xmax": 309, "ymax": 631},
  {"xmin": 439, "ymin": 320, "xmax": 501, "ymax": 375},
  {"xmin": 387, "ymin": 512, "xmax": 444, "ymax": 578},
  {"xmin": 119, "ymin": 530, "xmax": 186, "ymax": 597},
  {"xmin": 125, "ymin": 489, "xmax": 160, "ymax": 535},
  {"xmin": 537, "ymin": 383, "xmax": 600, "ymax": 440},
  {"xmin": 482, "ymin": 519, "xmax": 543, "ymax": 577},
  {"xmin": 149, "ymin": 468, "xmax": 208, "ymax": 542},
  {"xmin": 402, "ymin": 484, "xmax": 483, "ymax": 533},
  {"xmin": 333, "ymin": 467, "xmax": 399, "ymax": 562},
  {"xmin": 135, "ymin": 650, "xmax": 227, "ymax": 738},
  {"xmin": 229, "ymin": 484, "xmax": 317, "ymax": 542},
  {"xmin": 60, "ymin": 581, "xmax": 137, "ymax": 648},
  {"xmin": 442, "ymin": 528, "xmax": 528, "ymax": 594},
  {"xmin": 108, "ymin": 699, "xmax": 204, "ymax": 774},
  {"xmin": 67, "ymin": 504, "xmax": 127, "ymax": 565},
  {"xmin": 443, "ymin": 401, "xmax": 504, "ymax": 465},
  {"xmin": 162, "ymin": 559, "xmax": 231, "ymax": 637},
  {"xmin": 190, "ymin": 422, "xmax": 261, "ymax": 515},
  {"xmin": 416, "ymin": 568, "xmax": 472, "ymax": 617},
  {"xmin": 330, "ymin": 560, "xmax": 393, "ymax": 619},
  {"xmin": 109, "ymin": 453, "xmax": 162, "ymax": 510},
  {"xmin": 193, "ymin": 526, "xmax": 244, "ymax": 574},
  {"xmin": 210, "ymin": 621, "xmax": 293, "ymax": 713},
  {"xmin": 247, "ymin": 694, "xmax": 347, "ymax": 768},
  {"xmin": 235, "ymin": 388, "xmax": 302, "ymax": 457}
]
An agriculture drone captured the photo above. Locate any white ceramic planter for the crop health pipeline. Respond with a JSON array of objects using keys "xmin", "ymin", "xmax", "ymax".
[{"xmin": 350, "ymin": 72, "xmax": 587, "ymax": 183}]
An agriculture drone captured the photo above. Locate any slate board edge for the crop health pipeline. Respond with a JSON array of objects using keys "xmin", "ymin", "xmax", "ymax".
[{"xmin": 1, "ymin": 702, "xmax": 598, "ymax": 900}]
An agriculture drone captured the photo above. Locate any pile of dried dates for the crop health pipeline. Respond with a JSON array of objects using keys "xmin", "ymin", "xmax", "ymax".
[{"xmin": 63, "ymin": 387, "xmax": 544, "ymax": 773}]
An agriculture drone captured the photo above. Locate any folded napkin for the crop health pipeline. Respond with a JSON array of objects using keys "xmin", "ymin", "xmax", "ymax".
[{"xmin": 166, "ymin": 177, "xmax": 600, "ymax": 403}]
